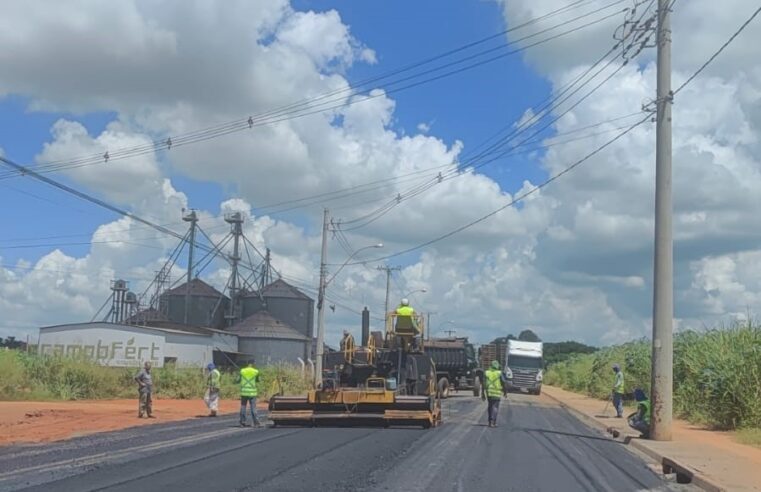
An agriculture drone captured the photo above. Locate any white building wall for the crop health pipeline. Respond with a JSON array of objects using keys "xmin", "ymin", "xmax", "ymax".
[
  {"xmin": 39, "ymin": 323, "xmax": 166, "ymax": 367},
  {"xmin": 37, "ymin": 323, "xmax": 220, "ymax": 368}
]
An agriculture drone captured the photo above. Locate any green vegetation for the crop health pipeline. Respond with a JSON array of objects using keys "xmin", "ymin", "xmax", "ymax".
[
  {"xmin": 543, "ymin": 341, "xmax": 598, "ymax": 367},
  {"xmin": 545, "ymin": 323, "xmax": 761, "ymax": 430},
  {"xmin": 0, "ymin": 349, "xmax": 311, "ymax": 401},
  {"xmin": 735, "ymin": 428, "xmax": 761, "ymax": 449}
]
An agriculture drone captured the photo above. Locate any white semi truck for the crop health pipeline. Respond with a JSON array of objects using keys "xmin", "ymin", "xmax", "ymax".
[{"xmin": 504, "ymin": 340, "xmax": 544, "ymax": 395}]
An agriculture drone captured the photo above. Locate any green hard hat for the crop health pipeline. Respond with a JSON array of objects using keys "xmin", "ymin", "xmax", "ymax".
[{"xmin": 491, "ymin": 360, "xmax": 501, "ymax": 370}]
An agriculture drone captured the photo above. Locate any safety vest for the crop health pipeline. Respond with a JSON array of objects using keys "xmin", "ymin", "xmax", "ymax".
[
  {"xmin": 208, "ymin": 369, "xmax": 221, "ymax": 389},
  {"xmin": 614, "ymin": 371, "xmax": 624, "ymax": 393},
  {"xmin": 396, "ymin": 306, "xmax": 414, "ymax": 317},
  {"xmin": 638, "ymin": 400, "xmax": 651, "ymax": 425},
  {"xmin": 240, "ymin": 366, "xmax": 259, "ymax": 397},
  {"xmin": 485, "ymin": 369, "xmax": 503, "ymax": 399}
]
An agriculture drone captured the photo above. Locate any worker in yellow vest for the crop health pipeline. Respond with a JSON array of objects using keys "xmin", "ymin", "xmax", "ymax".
[
  {"xmin": 395, "ymin": 298, "xmax": 420, "ymax": 332},
  {"xmin": 239, "ymin": 360, "xmax": 261, "ymax": 428},
  {"xmin": 481, "ymin": 360, "xmax": 508, "ymax": 428}
]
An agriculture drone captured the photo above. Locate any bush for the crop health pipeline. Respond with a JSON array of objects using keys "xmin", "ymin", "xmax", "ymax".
[
  {"xmin": 545, "ymin": 323, "xmax": 761, "ymax": 430},
  {"xmin": 0, "ymin": 350, "xmax": 311, "ymax": 402}
]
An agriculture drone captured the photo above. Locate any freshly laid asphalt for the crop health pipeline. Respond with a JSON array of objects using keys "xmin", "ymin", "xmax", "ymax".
[{"xmin": 0, "ymin": 393, "xmax": 695, "ymax": 492}]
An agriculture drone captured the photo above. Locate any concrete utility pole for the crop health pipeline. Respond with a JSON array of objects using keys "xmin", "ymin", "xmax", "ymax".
[
  {"xmin": 182, "ymin": 209, "xmax": 198, "ymax": 325},
  {"xmin": 315, "ymin": 208, "xmax": 330, "ymax": 387},
  {"xmin": 377, "ymin": 265, "xmax": 401, "ymax": 322},
  {"xmin": 650, "ymin": 0, "xmax": 673, "ymax": 441}
]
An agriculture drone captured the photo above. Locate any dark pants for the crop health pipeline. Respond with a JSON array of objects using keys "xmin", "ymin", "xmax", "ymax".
[
  {"xmin": 240, "ymin": 396, "xmax": 260, "ymax": 426},
  {"xmin": 487, "ymin": 397, "xmax": 501, "ymax": 424},
  {"xmin": 628, "ymin": 416, "xmax": 650, "ymax": 438},
  {"xmin": 613, "ymin": 392, "xmax": 624, "ymax": 417},
  {"xmin": 138, "ymin": 390, "xmax": 152, "ymax": 417}
]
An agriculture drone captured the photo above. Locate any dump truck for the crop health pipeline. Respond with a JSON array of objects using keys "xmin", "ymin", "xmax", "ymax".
[
  {"xmin": 504, "ymin": 339, "xmax": 544, "ymax": 395},
  {"xmin": 424, "ymin": 337, "xmax": 481, "ymax": 398},
  {"xmin": 268, "ymin": 312, "xmax": 441, "ymax": 428}
]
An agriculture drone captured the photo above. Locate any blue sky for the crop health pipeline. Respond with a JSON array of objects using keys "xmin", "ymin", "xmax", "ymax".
[{"xmin": 0, "ymin": 0, "xmax": 551, "ymax": 268}]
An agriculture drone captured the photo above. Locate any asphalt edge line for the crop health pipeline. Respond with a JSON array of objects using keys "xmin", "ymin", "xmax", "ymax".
[{"xmin": 542, "ymin": 388, "xmax": 726, "ymax": 492}]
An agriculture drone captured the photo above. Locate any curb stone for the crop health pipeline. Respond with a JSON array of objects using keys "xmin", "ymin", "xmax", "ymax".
[{"xmin": 542, "ymin": 389, "xmax": 726, "ymax": 492}]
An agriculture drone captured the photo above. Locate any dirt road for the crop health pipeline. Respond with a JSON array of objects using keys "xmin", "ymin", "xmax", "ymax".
[{"xmin": 0, "ymin": 398, "xmax": 263, "ymax": 445}]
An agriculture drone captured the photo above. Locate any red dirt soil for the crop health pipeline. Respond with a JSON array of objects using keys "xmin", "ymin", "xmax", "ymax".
[{"xmin": 0, "ymin": 399, "xmax": 267, "ymax": 446}]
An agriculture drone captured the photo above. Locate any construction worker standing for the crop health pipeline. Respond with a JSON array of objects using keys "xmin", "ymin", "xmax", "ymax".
[
  {"xmin": 134, "ymin": 361, "xmax": 154, "ymax": 419},
  {"xmin": 612, "ymin": 363, "xmax": 625, "ymax": 418},
  {"xmin": 481, "ymin": 360, "xmax": 508, "ymax": 428},
  {"xmin": 239, "ymin": 360, "xmax": 261, "ymax": 427},
  {"xmin": 205, "ymin": 363, "xmax": 221, "ymax": 417}
]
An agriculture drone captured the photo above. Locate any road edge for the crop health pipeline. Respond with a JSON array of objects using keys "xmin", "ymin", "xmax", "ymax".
[{"xmin": 542, "ymin": 389, "xmax": 725, "ymax": 492}]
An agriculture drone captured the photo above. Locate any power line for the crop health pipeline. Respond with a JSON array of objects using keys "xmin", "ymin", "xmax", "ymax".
[
  {"xmin": 673, "ymin": 5, "xmax": 761, "ymax": 95},
  {"xmin": 344, "ymin": 114, "xmax": 652, "ymax": 266},
  {"xmin": 0, "ymin": 1, "xmax": 627, "ymax": 181},
  {"xmin": 334, "ymin": 3, "xmax": 657, "ymax": 233}
]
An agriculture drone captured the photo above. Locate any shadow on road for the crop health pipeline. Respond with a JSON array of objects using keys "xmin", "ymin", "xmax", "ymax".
[{"xmin": 517, "ymin": 427, "xmax": 621, "ymax": 443}]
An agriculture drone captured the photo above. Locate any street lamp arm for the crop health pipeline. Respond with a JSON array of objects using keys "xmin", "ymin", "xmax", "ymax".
[{"xmin": 325, "ymin": 243, "xmax": 382, "ymax": 286}]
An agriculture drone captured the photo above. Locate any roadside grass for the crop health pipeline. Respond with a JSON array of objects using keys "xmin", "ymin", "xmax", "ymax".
[
  {"xmin": 735, "ymin": 428, "xmax": 761, "ymax": 449},
  {"xmin": 545, "ymin": 322, "xmax": 761, "ymax": 430},
  {"xmin": 0, "ymin": 349, "xmax": 310, "ymax": 401}
]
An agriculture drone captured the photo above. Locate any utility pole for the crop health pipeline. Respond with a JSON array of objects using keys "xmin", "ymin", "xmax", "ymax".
[
  {"xmin": 182, "ymin": 209, "xmax": 198, "ymax": 325},
  {"xmin": 315, "ymin": 208, "xmax": 329, "ymax": 387},
  {"xmin": 650, "ymin": 0, "xmax": 673, "ymax": 441},
  {"xmin": 377, "ymin": 265, "xmax": 401, "ymax": 323},
  {"xmin": 426, "ymin": 312, "xmax": 437, "ymax": 340}
]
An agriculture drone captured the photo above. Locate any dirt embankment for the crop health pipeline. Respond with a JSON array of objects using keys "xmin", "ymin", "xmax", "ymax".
[{"xmin": 0, "ymin": 398, "xmax": 266, "ymax": 446}]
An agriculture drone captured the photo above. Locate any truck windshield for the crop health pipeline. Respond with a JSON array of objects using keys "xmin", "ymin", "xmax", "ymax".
[{"xmin": 507, "ymin": 355, "xmax": 543, "ymax": 369}]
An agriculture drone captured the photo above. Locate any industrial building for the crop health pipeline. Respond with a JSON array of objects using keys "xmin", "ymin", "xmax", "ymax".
[
  {"xmin": 37, "ymin": 322, "xmax": 238, "ymax": 368},
  {"xmin": 37, "ymin": 212, "xmax": 316, "ymax": 368}
]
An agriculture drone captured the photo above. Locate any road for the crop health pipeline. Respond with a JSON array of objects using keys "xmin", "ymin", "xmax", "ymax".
[{"xmin": 0, "ymin": 393, "xmax": 693, "ymax": 492}]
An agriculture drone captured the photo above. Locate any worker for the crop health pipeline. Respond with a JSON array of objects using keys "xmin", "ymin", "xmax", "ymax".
[
  {"xmin": 395, "ymin": 298, "xmax": 420, "ymax": 349},
  {"xmin": 205, "ymin": 363, "xmax": 221, "ymax": 417},
  {"xmin": 339, "ymin": 330, "xmax": 355, "ymax": 352},
  {"xmin": 627, "ymin": 388, "xmax": 651, "ymax": 438},
  {"xmin": 395, "ymin": 298, "xmax": 416, "ymax": 320},
  {"xmin": 612, "ymin": 363, "xmax": 625, "ymax": 418},
  {"xmin": 239, "ymin": 359, "xmax": 261, "ymax": 428},
  {"xmin": 481, "ymin": 360, "xmax": 508, "ymax": 428},
  {"xmin": 134, "ymin": 361, "xmax": 154, "ymax": 419}
]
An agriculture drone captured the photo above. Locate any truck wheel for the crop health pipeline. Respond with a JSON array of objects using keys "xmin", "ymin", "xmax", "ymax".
[
  {"xmin": 437, "ymin": 378, "xmax": 450, "ymax": 399},
  {"xmin": 472, "ymin": 378, "xmax": 481, "ymax": 397},
  {"xmin": 534, "ymin": 388, "xmax": 542, "ymax": 396}
]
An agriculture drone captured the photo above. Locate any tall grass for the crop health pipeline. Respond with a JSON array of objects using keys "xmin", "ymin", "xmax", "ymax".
[
  {"xmin": 0, "ymin": 349, "xmax": 311, "ymax": 401},
  {"xmin": 545, "ymin": 323, "xmax": 761, "ymax": 430}
]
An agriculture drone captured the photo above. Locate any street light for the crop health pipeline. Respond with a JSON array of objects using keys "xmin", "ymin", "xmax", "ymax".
[
  {"xmin": 326, "ymin": 243, "xmax": 383, "ymax": 287},
  {"xmin": 437, "ymin": 320, "xmax": 456, "ymax": 338},
  {"xmin": 403, "ymin": 288, "xmax": 427, "ymax": 298},
  {"xmin": 315, "ymin": 242, "xmax": 383, "ymax": 386}
]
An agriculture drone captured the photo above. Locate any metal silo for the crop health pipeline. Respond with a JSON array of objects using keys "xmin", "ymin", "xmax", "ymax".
[
  {"xmin": 241, "ymin": 279, "xmax": 314, "ymax": 341},
  {"xmin": 227, "ymin": 310, "xmax": 310, "ymax": 365},
  {"xmin": 161, "ymin": 278, "xmax": 229, "ymax": 329}
]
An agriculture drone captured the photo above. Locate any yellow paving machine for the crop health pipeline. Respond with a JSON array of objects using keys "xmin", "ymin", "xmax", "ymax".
[{"xmin": 268, "ymin": 312, "xmax": 441, "ymax": 428}]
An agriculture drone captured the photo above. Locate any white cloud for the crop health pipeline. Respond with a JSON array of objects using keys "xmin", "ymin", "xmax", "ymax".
[{"xmin": 2, "ymin": 0, "xmax": 761, "ymax": 348}]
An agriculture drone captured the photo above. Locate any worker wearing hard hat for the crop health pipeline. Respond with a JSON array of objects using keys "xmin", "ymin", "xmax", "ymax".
[
  {"xmin": 395, "ymin": 298, "xmax": 419, "ymax": 332},
  {"xmin": 481, "ymin": 360, "xmax": 508, "ymax": 428}
]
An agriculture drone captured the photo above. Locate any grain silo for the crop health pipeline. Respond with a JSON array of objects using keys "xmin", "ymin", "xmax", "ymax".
[
  {"xmin": 240, "ymin": 279, "xmax": 314, "ymax": 341},
  {"xmin": 161, "ymin": 278, "xmax": 229, "ymax": 329},
  {"xmin": 227, "ymin": 310, "xmax": 310, "ymax": 365}
]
